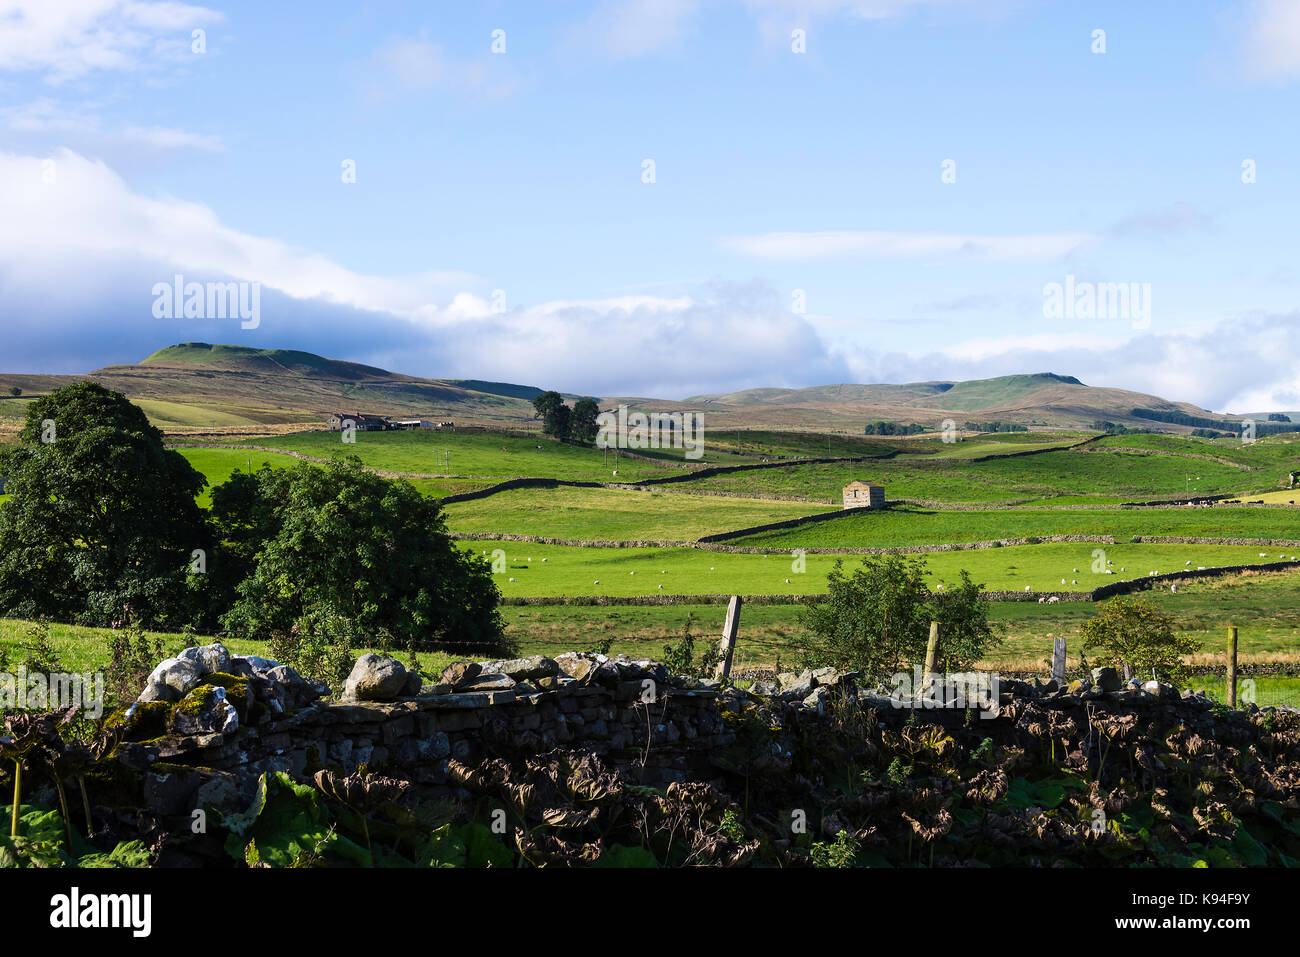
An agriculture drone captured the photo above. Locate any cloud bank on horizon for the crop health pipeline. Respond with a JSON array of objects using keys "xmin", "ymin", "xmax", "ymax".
[{"xmin": 0, "ymin": 0, "xmax": 1297, "ymax": 414}]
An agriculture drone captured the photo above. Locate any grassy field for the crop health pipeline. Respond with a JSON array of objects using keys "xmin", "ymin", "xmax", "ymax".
[
  {"xmin": 730, "ymin": 504, "xmax": 1300, "ymax": 548},
  {"xmin": 229, "ymin": 429, "xmax": 754, "ymax": 481},
  {"xmin": 459, "ymin": 539, "xmax": 1290, "ymax": 597},
  {"xmin": 672, "ymin": 442, "xmax": 1299, "ymax": 505},
  {"xmin": 8, "ymin": 570, "xmax": 1298, "ymax": 698},
  {"xmin": 443, "ymin": 486, "xmax": 833, "ymax": 541},
  {"xmin": 495, "ymin": 569, "xmax": 1300, "ymax": 677}
]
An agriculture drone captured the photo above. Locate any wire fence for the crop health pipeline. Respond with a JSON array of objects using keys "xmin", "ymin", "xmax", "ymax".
[{"xmin": 1196, "ymin": 677, "xmax": 1300, "ymax": 710}]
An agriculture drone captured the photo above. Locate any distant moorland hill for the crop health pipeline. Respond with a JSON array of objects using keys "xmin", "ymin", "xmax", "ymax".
[{"xmin": 0, "ymin": 342, "xmax": 1282, "ymax": 436}]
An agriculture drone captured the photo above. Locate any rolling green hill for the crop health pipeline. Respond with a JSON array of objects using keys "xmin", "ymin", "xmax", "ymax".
[{"xmin": 2, "ymin": 343, "xmax": 1292, "ymax": 437}]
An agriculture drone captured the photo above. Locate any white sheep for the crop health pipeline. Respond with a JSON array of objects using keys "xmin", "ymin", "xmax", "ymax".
[
  {"xmin": 508, "ymin": 577, "xmax": 516, "ymax": 582},
  {"xmin": 1047, "ymin": 596, "xmax": 1060, "ymax": 603}
]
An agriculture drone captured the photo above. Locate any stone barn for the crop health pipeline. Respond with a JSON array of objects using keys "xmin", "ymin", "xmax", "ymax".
[{"xmin": 843, "ymin": 480, "xmax": 885, "ymax": 510}]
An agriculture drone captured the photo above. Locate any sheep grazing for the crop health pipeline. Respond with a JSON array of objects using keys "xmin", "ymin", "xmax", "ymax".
[
  {"xmin": 1037, "ymin": 596, "xmax": 1046, "ymax": 603},
  {"xmin": 657, "ymin": 584, "xmax": 663, "ymax": 590},
  {"xmin": 1061, "ymin": 578, "xmax": 1066, "ymax": 584},
  {"xmin": 594, "ymin": 580, "xmax": 600, "ymax": 584},
  {"xmin": 1170, "ymin": 584, "xmax": 1178, "ymax": 594},
  {"xmin": 785, "ymin": 578, "xmax": 791, "ymax": 584},
  {"xmin": 508, "ymin": 577, "xmax": 516, "ymax": 582},
  {"xmin": 1024, "ymin": 586, "xmax": 1031, "ymax": 592},
  {"xmin": 1071, "ymin": 579, "xmax": 1077, "ymax": 585},
  {"xmin": 1047, "ymin": 596, "xmax": 1060, "ymax": 603}
]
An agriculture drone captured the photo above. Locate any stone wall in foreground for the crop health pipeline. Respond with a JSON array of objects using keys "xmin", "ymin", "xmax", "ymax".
[{"xmin": 109, "ymin": 652, "xmax": 734, "ymax": 817}]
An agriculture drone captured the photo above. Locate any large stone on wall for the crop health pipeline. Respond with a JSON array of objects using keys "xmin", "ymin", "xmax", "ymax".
[
  {"xmin": 1091, "ymin": 667, "xmax": 1122, "ymax": 693},
  {"xmin": 172, "ymin": 686, "xmax": 240, "ymax": 736},
  {"xmin": 148, "ymin": 657, "xmax": 203, "ymax": 699},
  {"xmin": 440, "ymin": 661, "xmax": 483, "ymax": 687},
  {"xmin": 481, "ymin": 656, "xmax": 560, "ymax": 681},
  {"xmin": 343, "ymin": 654, "xmax": 410, "ymax": 702},
  {"xmin": 554, "ymin": 652, "xmax": 611, "ymax": 684},
  {"xmin": 177, "ymin": 642, "xmax": 232, "ymax": 677}
]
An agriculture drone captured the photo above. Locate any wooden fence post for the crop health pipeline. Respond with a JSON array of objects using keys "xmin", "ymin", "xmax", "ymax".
[
  {"xmin": 1226, "ymin": 625, "xmax": 1238, "ymax": 709},
  {"xmin": 1052, "ymin": 637, "xmax": 1067, "ymax": 684},
  {"xmin": 716, "ymin": 595, "xmax": 742, "ymax": 680},
  {"xmin": 923, "ymin": 621, "xmax": 940, "ymax": 702}
]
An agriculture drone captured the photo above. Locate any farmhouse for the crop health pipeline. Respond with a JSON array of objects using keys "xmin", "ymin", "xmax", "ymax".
[
  {"xmin": 326, "ymin": 412, "xmax": 390, "ymax": 431},
  {"xmin": 843, "ymin": 480, "xmax": 885, "ymax": 510}
]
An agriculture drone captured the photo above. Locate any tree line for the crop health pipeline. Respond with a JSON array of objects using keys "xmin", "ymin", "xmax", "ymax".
[
  {"xmin": 532, "ymin": 390, "xmax": 600, "ymax": 443},
  {"xmin": 0, "ymin": 383, "xmax": 509, "ymax": 656}
]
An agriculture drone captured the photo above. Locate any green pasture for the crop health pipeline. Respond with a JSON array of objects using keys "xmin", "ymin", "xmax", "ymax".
[
  {"xmin": 443, "ymin": 486, "xmax": 832, "ymax": 541},
  {"xmin": 731, "ymin": 505, "xmax": 1300, "ymax": 549},
  {"xmin": 673, "ymin": 443, "xmax": 1297, "ymax": 505},
  {"xmin": 459, "ymin": 540, "xmax": 1289, "ymax": 598},
  {"xmin": 10, "ymin": 568, "xmax": 1297, "ymax": 685},
  {"xmin": 176, "ymin": 447, "xmax": 309, "ymax": 506},
  {"xmin": 231, "ymin": 429, "xmax": 752, "ymax": 481},
  {"xmin": 495, "ymin": 569, "xmax": 1300, "ymax": 675}
]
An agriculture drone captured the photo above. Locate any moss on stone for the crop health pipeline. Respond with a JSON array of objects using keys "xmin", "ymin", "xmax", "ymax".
[
  {"xmin": 103, "ymin": 700, "xmax": 174, "ymax": 741},
  {"xmin": 201, "ymin": 673, "xmax": 252, "ymax": 722}
]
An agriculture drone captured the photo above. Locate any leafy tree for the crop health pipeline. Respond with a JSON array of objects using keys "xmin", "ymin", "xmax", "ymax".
[
  {"xmin": 799, "ymin": 555, "xmax": 1000, "ymax": 679},
  {"xmin": 930, "ymin": 569, "xmax": 999, "ymax": 671},
  {"xmin": 570, "ymin": 398, "xmax": 601, "ymax": 445},
  {"xmin": 0, "ymin": 382, "xmax": 209, "ymax": 629},
  {"xmin": 6, "ymin": 388, "xmax": 19, "ymax": 398},
  {"xmin": 218, "ymin": 458, "xmax": 510, "ymax": 656},
  {"xmin": 1079, "ymin": 595, "xmax": 1199, "ymax": 684},
  {"xmin": 532, "ymin": 390, "xmax": 571, "ymax": 440}
]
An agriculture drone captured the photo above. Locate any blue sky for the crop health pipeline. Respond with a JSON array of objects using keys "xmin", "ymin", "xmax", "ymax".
[{"xmin": 1, "ymin": 0, "xmax": 1298, "ymax": 411}]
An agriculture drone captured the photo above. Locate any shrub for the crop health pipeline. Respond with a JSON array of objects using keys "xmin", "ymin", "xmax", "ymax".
[
  {"xmin": 798, "ymin": 555, "xmax": 1001, "ymax": 680},
  {"xmin": 1079, "ymin": 595, "xmax": 1200, "ymax": 684}
]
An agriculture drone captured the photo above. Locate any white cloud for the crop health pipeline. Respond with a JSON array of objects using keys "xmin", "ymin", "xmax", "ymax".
[
  {"xmin": 573, "ymin": 0, "xmax": 982, "ymax": 58},
  {"xmin": 1241, "ymin": 0, "xmax": 1300, "ymax": 81},
  {"xmin": 0, "ymin": 0, "xmax": 222, "ymax": 82},
  {"xmin": 3, "ymin": 97, "xmax": 222, "ymax": 151},
  {"xmin": 2, "ymin": 148, "xmax": 1295, "ymax": 414},
  {"xmin": 844, "ymin": 313, "xmax": 1300, "ymax": 413},
  {"xmin": 362, "ymin": 38, "xmax": 519, "ymax": 100},
  {"xmin": 0, "ymin": 149, "xmax": 476, "ymax": 321},
  {"xmin": 723, "ymin": 229, "xmax": 1094, "ymax": 262},
  {"xmin": 574, "ymin": 0, "xmax": 701, "ymax": 58}
]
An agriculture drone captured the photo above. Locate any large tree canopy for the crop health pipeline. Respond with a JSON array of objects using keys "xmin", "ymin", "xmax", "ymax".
[
  {"xmin": 532, "ymin": 390, "xmax": 571, "ymax": 440},
  {"xmin": 799, "ymin": 555, "xmax": 1000, "ymax": 679},
  {"xmin": 0, "ymin": 381, "xmax": 209, "ymax": 628},
  {"xmin": 218, "ymin": 458, "xmax": 508, "ymax": 655}
]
